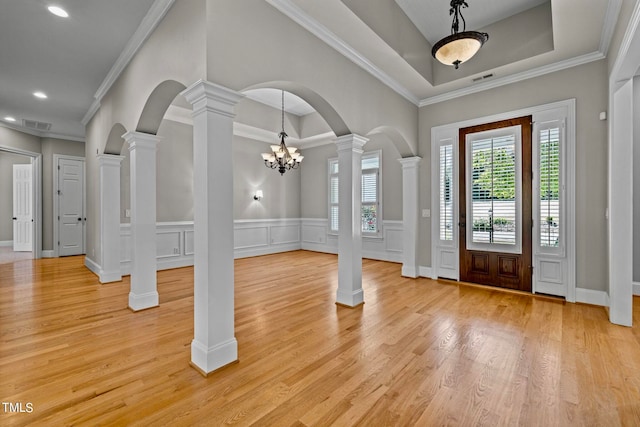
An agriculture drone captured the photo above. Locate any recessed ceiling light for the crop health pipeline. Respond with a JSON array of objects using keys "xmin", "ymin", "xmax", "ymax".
[
  {"xmin": 34, "ymin": 91, "xmax": 48, "ymax": 99},
  {"xmin": 48, "ymin": 6, "xmax": 69, "ymax": 18},
  {"xmin": 4, "ymin": 116, "xmax": 16, "ymax": 122}
]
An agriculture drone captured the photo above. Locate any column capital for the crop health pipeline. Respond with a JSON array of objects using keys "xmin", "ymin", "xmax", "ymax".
[
  {"xmin": 122, "ymin": 131, "xmax": 161, "ymax": 152},
  {"xmin": 334, "ymin": 134, "xmax": 368, "ymax": 153},
  {"xmin": 398, "ymin": 156, "xmax": 422, "ymax": 168},
  {"xmin": 97, "ymin": 153, "xmax": 124, "ymax": 167},
  {"xmin": 181, "ymin": 80, "xmax": 245, "ymax": 118}
]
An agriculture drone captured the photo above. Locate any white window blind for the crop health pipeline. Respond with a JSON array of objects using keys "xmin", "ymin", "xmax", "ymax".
[
  {"xmin": 329, "ymin": 152, "xmax": 381, "ymax": 235},
  {"xmin": 439, "ymin": 144, "xmax": 453, "ymax": 241},
  {"xmin": 469, "ymin": 134, "xmax": 517, "ymax": 246},
  {"xmin": 539, "ymin": 127, "xmax": 560, "ymax": 248},
  {"xmin": 329, "ymin": 161, "xmax": 339, "ymax": 232}
]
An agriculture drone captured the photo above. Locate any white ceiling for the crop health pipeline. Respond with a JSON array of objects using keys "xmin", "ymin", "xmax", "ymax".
[{"xmin": 0, "ymin": 0, "xmax": 618, "ymax": 141}]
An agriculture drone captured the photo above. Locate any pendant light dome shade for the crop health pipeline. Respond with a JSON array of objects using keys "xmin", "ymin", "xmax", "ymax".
[
  {"xmin": 431, "ymin": 0, "xmax": 488, "ymax": 69},
  {"xmin": 432, "ymin": 31, "xmax": 488, "ymax": 69}
]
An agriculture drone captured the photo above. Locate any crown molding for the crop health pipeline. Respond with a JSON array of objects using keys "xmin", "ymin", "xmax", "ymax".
[
  {"xmin": 81, "ymin": 99, "xmax": 101, "ymax": 126},
  {"xmin": 599, "ymin": 0, "xmax": 623, "ymax": 56},
  {"xmin": 419, "ymin": 51, "xmax": 605, "ymax": 107},
  {"xmin": 81, "ymin": 0, "xmax": 175, "ymax": 126},
  {"xmin": 0, "ymin": 122, "xmax": 85, "ymax": 142},
  {"xmin": 265, "ymin": 0, "xmax": 419, "ymax": 106},
  {"xmin": 233, "ymin": 122, "xmax": 334, "ymax": 148}
]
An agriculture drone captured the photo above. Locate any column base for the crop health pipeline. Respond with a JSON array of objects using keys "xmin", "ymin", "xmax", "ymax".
[
  {"xmin": 191, "ymin": 338, "xmax": 238, "ymax": 375},
  {"xmin": 100, "ymin": 270, "xmax": 122, "ymax": 283},
  {"xmin": 401, "ymin": 265, "xmax": 419, "ymax": 278},
  {"xmin": 336, "ymin": 289, "xmax": 364, "ymax": 307},
  {"xmin": 128, "ymin": 291, "xmax": 159, "ymax": 311}
]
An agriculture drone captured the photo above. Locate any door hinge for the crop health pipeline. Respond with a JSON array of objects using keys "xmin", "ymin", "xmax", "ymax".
[
  {"xmin": 57, "ymin": 216, "xmax": 60, "ymax": 221},
  {"xmin": 58, "ymin": 165, "xmax": 60, "ymax": 170},
  {"xmin": 57, "ymin": 190, "xmax": 61, "ymax": 195},
  {"xmin": 57, "ymin": 241, "xmax": 60, "ymax": 246}
]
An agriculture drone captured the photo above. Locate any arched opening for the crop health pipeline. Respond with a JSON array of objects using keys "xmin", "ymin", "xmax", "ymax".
[
  {"xmin": 366, "ymin": 126, "xmax": 415, "ymax": 158},
  {"xmin": 103, "ymin": 123, "xmax": 128, "ymax": 155},
  {"xmin": 136, "ymin": 80, "xmax": 188, "ymax": 135}
]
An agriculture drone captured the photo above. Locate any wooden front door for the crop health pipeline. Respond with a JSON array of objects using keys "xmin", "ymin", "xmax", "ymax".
[{"xmin": 459, "ymin": 116, "xmax": 532, "ymax": 292}]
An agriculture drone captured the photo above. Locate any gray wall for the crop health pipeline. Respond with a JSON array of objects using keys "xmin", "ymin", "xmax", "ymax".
[
  {"xmin": 419, "ymin": 59, "xmax": 609, "ymax": 292},
  {"xmin": 120, "ymin": 119, "xmax": 302, "ymax": 223},
  {"xmin": 0, "ymin": 151, "xmax": 31, "ymax": 241}
]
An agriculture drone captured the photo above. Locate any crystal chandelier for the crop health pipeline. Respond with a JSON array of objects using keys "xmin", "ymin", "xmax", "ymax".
[
  {"xmin": 431, "ymin": 0, "xmax": 489, "ymax": 69},
  {"xmin": 261, "ymin": 90, "xmax": 303, "ymax": 175}
]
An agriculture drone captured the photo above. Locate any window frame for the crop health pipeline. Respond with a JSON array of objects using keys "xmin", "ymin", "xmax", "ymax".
[
  {"xmin": 328, "ymin": 150, "xmax": 382, "ymax": 238},
  {"xmin": 534, "ymin": 119, "xmax": 565, "ymax": 256}
]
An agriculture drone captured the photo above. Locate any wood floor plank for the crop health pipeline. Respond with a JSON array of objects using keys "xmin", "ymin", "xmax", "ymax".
[{"xmin": 2, "ymin": 251, "xmax": 640, "ymax": 426}]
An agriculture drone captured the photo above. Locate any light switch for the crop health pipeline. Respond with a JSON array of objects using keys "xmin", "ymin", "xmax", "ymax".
[{"xmin": 422, "ymin": 209, "xmax": 431, "ymax": 218}]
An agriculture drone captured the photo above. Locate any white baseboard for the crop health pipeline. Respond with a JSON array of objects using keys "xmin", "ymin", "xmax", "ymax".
[
  {"xmin": 42, "ymin": 250, "xmax": 55, "ymax": 258},
  {"xmin": 235, "ymin": 242, "xmax": 302, "ymax": 259},
  {"xmin": 634, "ymin": 282, "xmax": 640, "ymax": 296},
  {"xmin": 575, "ymin": 288, "xmax": 609, "ymax": 307},
  {"xmin": 0, "ymin": 240, "xmax": 12, "ymax": 247},
  {"xmin": 418, "ymin": 266, "xmax": 433, "ymax": 278},
  {"xmin": 84, "ymin": 256, "xmax": 102, "ymax": 277}
]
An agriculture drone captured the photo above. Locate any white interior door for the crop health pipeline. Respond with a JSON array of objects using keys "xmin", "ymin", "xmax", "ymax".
[
  {"xmin": 13, "ymin": 164, "xmax": 33, "ymax": 252},
  {"xmin": 58, "ymin": 158, "xmax": 85, "ymax": 256}
]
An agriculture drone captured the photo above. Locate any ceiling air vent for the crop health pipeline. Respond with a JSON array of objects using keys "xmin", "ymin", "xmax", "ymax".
[
  {"xmin": 22, "ymin": 119, "xmax": 52, "ymax": 131},
  {"xmin": 471, "ymin": 73, "xmax": 495, "ymax": 83}
]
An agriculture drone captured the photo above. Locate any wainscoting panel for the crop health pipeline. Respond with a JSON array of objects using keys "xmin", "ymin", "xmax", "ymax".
[
  {"xmin": 120, "ymin": 219, "xmax": 308, "ymax": 274},
  {"xmin": 156, "ymin": 230, "xmax": 181, "ymax": 259},
  {"xmin": 301, "ymin": 218, "xmax": 403, "ymax": 263},
  {"xmin": 234, "ymin": 226, "xmax": 269, "ymax": 250}
]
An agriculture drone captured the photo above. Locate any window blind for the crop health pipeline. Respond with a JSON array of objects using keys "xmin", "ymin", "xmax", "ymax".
[
  {"xmin": 470, "ymin": 135, "xmax": 517, "ymax": 245},
  {"xmin": 439, "ymin": 145, "xmax": 453, "ymax": 241},
  {"xmin": 539, "ymin": 127, "xmax": 560, "ymax": 247}
]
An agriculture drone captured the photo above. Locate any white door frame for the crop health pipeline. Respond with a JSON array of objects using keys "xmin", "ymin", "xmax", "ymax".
[
  {"xmin": 430, "ymin": 99, "xmax": 576, "ymax": 302},
  {"xmin": 0, "ymin": 144, "xmax": 42, "ymax": 259},
  {"xmin": 53, "ymin": 154, "xmax": 86, "ymax": 257},
  {"xmin": 608, "ymin": 0, "xmax": 640, "ymax": 326}
]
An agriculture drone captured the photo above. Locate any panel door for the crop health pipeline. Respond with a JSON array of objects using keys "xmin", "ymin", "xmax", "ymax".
[
  {"xmin": 13, "ymin": 164, "xmax": 33, "ymax": 252},
  {"xmin": 459, "ymin": 117, "xmax": 533, "ymax": 292},
  {"xmin": 58, "ymin": 158, "xmax": 85, "ymax": 256}
]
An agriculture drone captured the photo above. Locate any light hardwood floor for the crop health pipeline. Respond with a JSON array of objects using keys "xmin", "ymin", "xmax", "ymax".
[{"xmin": 1, "ymin": 251, "xmax": 640, "ymax": 426}]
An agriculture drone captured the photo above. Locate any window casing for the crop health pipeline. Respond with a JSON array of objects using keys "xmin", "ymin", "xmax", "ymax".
[{"xmin": 329, "ymin": 151, "xmax": 381, "ymax": 236}]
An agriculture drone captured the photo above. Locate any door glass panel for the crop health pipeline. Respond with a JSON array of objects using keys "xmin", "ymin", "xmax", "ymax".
[{"xmin": 466, "ymin": 126, "xmax": 522, "ymax": 253}]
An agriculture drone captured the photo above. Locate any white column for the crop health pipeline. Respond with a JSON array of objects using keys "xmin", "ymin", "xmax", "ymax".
[
  {"xmin": 97, "ymin": 154, "xmax": 124, "ymax": 283},
  {"xmin": 181, "ymin": 80, "xmax": 244, "ymax": 375},
  {"xmin": 609, "ymin": 78, "xmax": 633, "ymax": 326},
  {"xmin": 123, "ymin": 131, "xmax": 160, "ymax": 311},
  {"xmin": 399, "ymin": 157, "xmax": 422, "ymax": 278},
  {"xmin": 335, "ymin": 134, "xmax": 368, "ymax": 307}
]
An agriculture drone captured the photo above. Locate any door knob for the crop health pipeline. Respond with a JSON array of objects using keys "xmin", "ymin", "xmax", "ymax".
[
  {"xmin": 12, "ymin": 217, "xmax": 17, "ymax": 220},
  {"xmin": 78, "ymin": 217, "xmax": 82, "ymax": 221}
]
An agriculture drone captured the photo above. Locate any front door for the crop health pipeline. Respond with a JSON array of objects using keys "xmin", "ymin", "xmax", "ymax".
[
  {"xmin": 459, "ymin": 116, "xmax": 532, "ymax": 292},
  {"xmin": 58, "ymin": 158, "xmax": 85, "ymax": 256}
]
